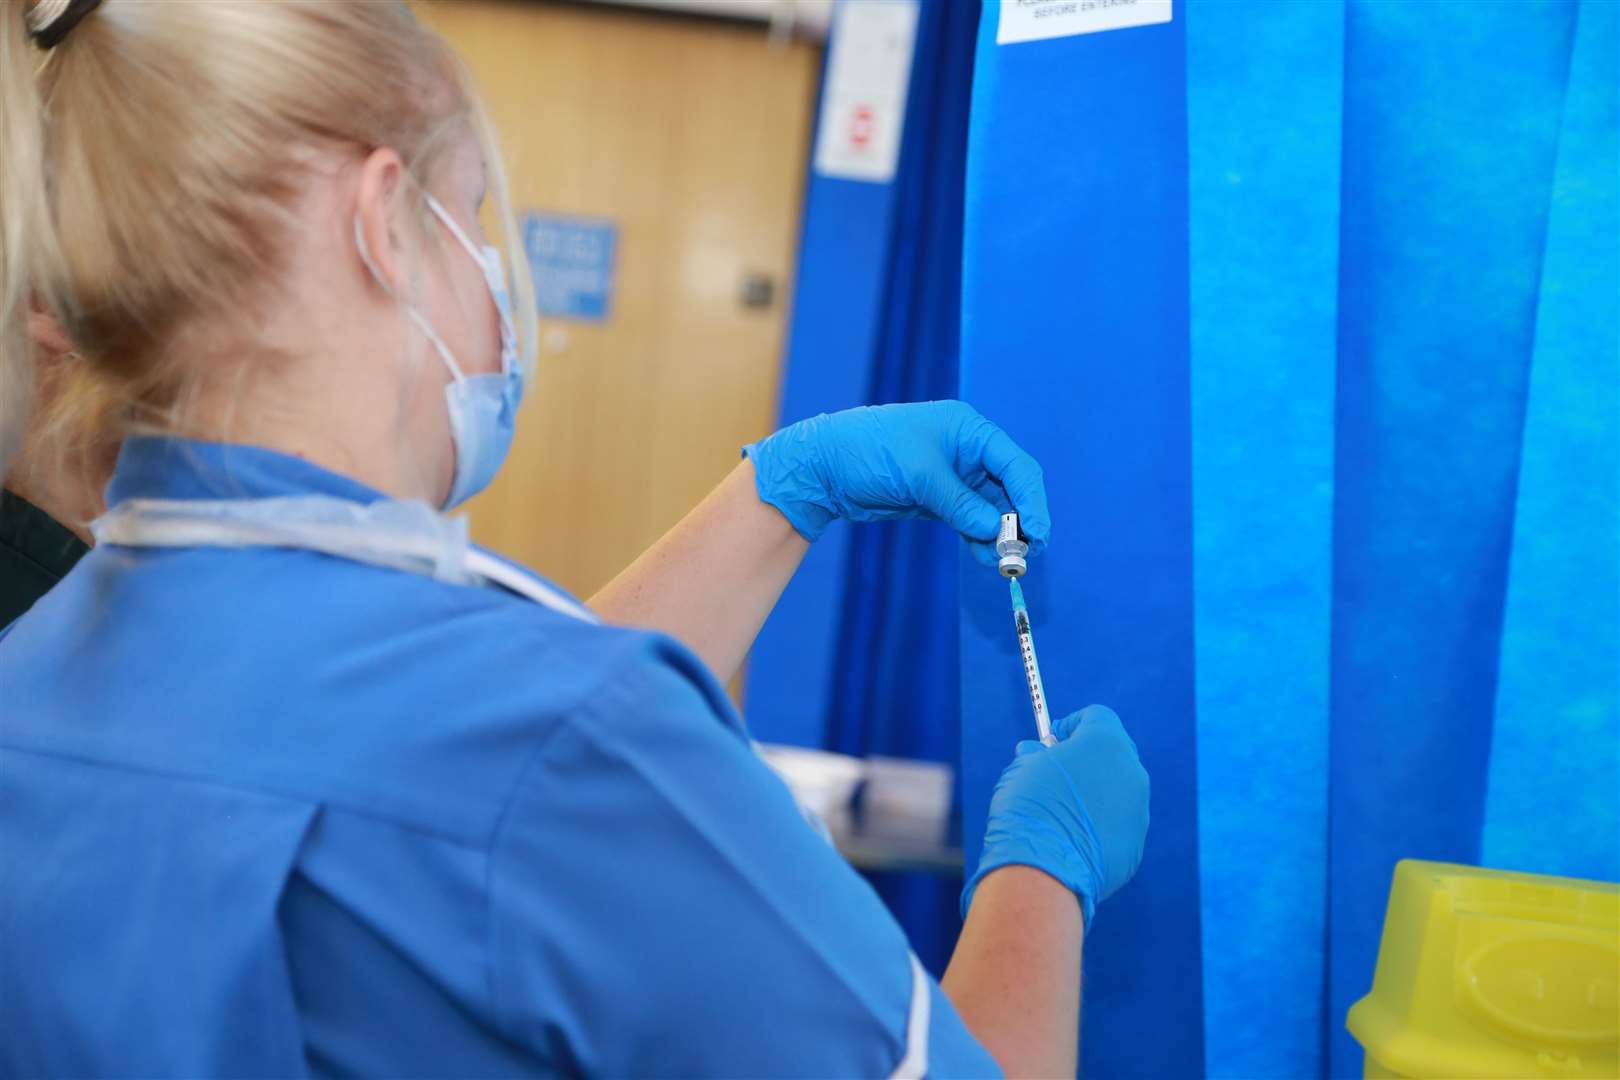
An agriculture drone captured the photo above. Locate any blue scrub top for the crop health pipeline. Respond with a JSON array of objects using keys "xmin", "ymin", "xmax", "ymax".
[{"xmin": 0, "ymin": 437, "xmax": 999, "ymax": 1079}]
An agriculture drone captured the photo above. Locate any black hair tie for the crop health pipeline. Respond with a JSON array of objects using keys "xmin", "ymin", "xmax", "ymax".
[{"xmin": 29, "ymin": 0, "xmax": 104, "ymax": 50}]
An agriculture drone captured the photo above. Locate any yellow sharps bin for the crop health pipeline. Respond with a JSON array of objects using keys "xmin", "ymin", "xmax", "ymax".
[{"xmin": 1347, "ymin": 859, "xmax": 1619, "ymax": 1079}]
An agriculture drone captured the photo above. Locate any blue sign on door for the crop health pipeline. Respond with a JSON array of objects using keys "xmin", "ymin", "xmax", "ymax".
[{"xmin": 521, "ymin": 213, "xmax": 618, "ymax": 322}]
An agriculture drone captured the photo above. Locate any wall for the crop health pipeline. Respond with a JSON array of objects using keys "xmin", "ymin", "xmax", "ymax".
[{"xmin": 419, "ymin": 0, "xmax": 821, "ymax": 603}]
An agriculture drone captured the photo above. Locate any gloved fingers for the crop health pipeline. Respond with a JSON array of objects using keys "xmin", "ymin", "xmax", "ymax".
[
  {"xmin": 1071, "ymin": 703, "xmax": 1123, "ymax": 737},
  {"xmin": 1013, "ymin": 738, "xmax": 1045, "ymax": 758},
  {"xmin": 969, "ymin": 474, "xmax": 1016, "ymax": 515},
  {"xmin": 1052, "ymin": 704, "xmax": 1121, "ymax": 742},
  {"xmin": 973, "ymin": 426, "xmax": 1052, "ymax": 554},
  {"xmin": 965, "ymin": 536, "xmax": 1005, "ymax": 568},
  {"xmin": 933, "ymin": 475, "xmax": 1004, "ymax": 546},
  {"xmin": 1050, "ymin": 708, "xmax": 1088, "ymax": 742},
  {"xmin": 1061, "ymin": 704, "xmax": 1142, "ymax": 757}
]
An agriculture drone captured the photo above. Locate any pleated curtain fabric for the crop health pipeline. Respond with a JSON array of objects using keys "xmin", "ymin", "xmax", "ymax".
[
  {"xmin": 746, "ymin": 0, "xmax": 983, "ymax": 975},
  {"xmin": 958, "ymin": 1, "xmax": 1617, "ymax": 1076}
]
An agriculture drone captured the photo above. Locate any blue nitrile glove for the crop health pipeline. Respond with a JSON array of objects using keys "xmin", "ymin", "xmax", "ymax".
[
  {"xmin": 742, "ymin": 401, "xmax": 1051, "ymax": 567},
  {"xmin": 962, "ymin": 705, "xmax": 1150, "ymax": 933}
]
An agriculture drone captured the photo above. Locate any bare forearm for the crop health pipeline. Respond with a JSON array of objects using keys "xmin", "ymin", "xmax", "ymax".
[
  {"xmin": 941, "ymin": 865, "xmax": 1083, "ymax": 1078},
  {"xmin": 587, "ymin": 459, "xmax": 809, "ymax": 684}
]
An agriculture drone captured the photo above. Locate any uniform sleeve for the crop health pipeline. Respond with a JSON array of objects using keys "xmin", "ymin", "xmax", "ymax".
[{"xmin": 486, "ymin": 650, "xmax": 1002, "ymax": 1079}]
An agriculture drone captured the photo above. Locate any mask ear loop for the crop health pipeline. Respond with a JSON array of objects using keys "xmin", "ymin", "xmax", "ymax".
[
  {"xmin": 421, "ymin": 195, "xmax": 519, "ymax": 379},
  {"xmin": 353, "ymin": 214, "xmax": 468, "ymax": 383},
  {"xmin": 423, "ymin": 193, "xmax": 483, "ymax": 263}
]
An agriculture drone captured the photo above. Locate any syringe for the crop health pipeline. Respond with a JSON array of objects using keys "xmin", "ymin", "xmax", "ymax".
[
  {"xmin": 996, "ymin": 512, "xmax": 1057, "ymax": 747},
  {"xmin": 1009, "ymin": 578, "xmax": 1057, "ymax": 747}
]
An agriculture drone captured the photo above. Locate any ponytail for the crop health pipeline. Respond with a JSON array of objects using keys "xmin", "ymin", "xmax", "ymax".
[
  {"xmin": 0, "ymin": 0, "xmax": 535, "ymax": 488},
  {"xmin": 0, "ymin": 0, "xmax": 59, "ymax": 479}
]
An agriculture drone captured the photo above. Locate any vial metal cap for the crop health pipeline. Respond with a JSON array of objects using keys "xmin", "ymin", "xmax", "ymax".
[{"xmin": 995, "ymin": 512, "xmax": 1029, "ymax": 578}]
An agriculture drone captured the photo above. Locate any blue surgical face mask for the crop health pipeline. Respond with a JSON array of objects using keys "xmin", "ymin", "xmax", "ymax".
[{"xmin": 354, "ymin": 194, "xmax": 524, "ymax": 510}]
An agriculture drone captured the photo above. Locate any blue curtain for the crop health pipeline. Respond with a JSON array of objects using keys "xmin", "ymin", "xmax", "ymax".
[
  {"xmin": 824, "ymin": 0, "xmax": 981, "ymax": 979},
  {"xmin": 746, "ymin": 0, "xmax": 982, "ymax": 976},
  {"xmin": 959, "ymin": 5, "xmax": 1204, "ymax": 1074},
  {"xmin": 958, "ymin": 2, "xmax": 1617, "ymax": 1078}
]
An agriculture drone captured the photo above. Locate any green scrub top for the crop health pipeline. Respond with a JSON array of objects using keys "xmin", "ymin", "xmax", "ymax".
[{"xmin": 0, "ymin": 489, "xmax": 89, "ymax": 628}]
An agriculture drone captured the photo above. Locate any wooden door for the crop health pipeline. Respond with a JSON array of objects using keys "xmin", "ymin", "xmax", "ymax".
[{"xmin": 417, "ymin": 0, "xmax": 820, "ymax": 599}]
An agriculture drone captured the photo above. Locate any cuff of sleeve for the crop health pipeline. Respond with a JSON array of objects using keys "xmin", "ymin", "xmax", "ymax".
[
  {"xmin": 960, "ymin": 849, "xmax": 1098, "ymax": 936},
  {"xmin": 741, "ymin": 441, "xmax": 836, "ymax": 542}
]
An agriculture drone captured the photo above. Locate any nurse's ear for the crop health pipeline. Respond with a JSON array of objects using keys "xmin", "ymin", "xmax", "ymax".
[
  {"xmin": 27, "ymin": 305, "xmax": 73, "ymax": 357},
  {"xmin": 353, "ymin": 147, "xmax": 410, "ymax": 298}
]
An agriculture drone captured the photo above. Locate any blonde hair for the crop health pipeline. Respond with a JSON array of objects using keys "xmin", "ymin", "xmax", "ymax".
[{"xmin": 0, "ymin": 0, "xmax": 536, "ymax": 484}]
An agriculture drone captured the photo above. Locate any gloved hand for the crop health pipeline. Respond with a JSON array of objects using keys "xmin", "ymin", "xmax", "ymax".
[
  {"xmin": 743, "ymin": 401, "xmax": 1051, "ymax": 567},
  {"xmin": 963, "ymin": 705, "xmax": 1149, "ymax": 933}
]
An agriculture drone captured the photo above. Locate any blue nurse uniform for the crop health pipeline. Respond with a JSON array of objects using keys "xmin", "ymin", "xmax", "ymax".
[{"xmin": 0, "ymin": 437, "xmax": 999, "ymax": 1078}]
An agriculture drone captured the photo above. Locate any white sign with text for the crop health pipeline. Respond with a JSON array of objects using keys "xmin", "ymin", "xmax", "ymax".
[
  {"xmin": 997, "ymin": 0, "xmax": 1172, "ymax": 46},
  {"xmin": 813, "ymin": 0, "xmax": 919, "ymax": 183}
]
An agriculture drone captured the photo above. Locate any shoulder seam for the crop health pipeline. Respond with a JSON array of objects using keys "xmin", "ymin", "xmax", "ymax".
[
  {"xmin": 1, "ymin": 742, "xmax": 489, "ymax": 849},
  {"xmin": 479, "ymin": 631, "xmax": 735, "ymax": 1043}
]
